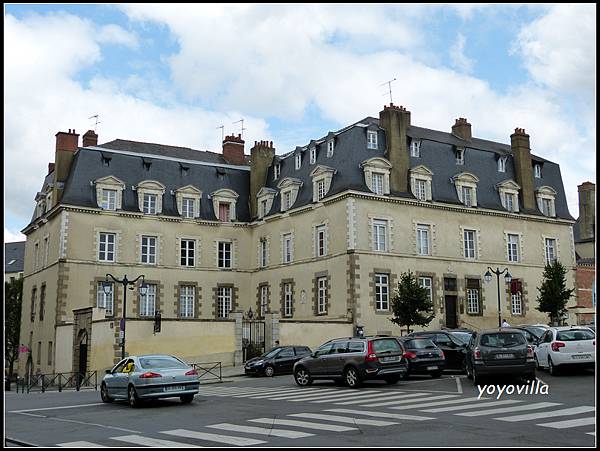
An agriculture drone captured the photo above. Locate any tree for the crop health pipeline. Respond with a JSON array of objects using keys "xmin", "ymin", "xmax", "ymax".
[
  {"xmin": 536, "ymin": 261, "xmax": 575, "ymax": 325},
  {"xmin": 390, "ymin": 271, "xmax": 435, "ymax": 334},
  {"xmin": 5, "ymin": 277, "xmax": 23, "ymax": 386}
]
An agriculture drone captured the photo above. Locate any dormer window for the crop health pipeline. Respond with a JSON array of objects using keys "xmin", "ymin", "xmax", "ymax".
[
  {"xmin": 536, "ymin": 186, "xmax": 557, "ymax": 217},
  {"xmin": 372, "ymin": 173, "xmax": 384, "ymax": 195},
  {"xmin": 367, "ymin": 131, "xmax": 378, "ymax": 150},
  {"xmin": 310, "ymin": 165, "xmax": 336, "ymax": 202},
  {"xmin": 136, "ymin": 180, "xmax": 166, "ymax": 215},
  {"xmin": 498, "ymin": 156, "xmax": 507, "ymax": 172},
  {"xmin": 497, "ymin": 180, "xmax": 520, "ymax": 213},
  {"xmin": 295, "ymin": 153, "xmax": 302, "ymax": 170},
  {"xmin": 95, "ymin": 176, "xmax": 126, "ymax": 211},
  {"xmin": 219, "ymin": 203, "xmax": 230, "ymax": 221},
  {"xmin": 101, "ymin": 189, "xmax": 117, "ymax": 211},
  {"xmin": 180, "ymin": 164, "xmax": 189, "ymax": 176},
  {"xmin": 327, "ymin": 139, "xmax": 334, "ymax": 157},
  {"xmin": 273, "ymin": 163, "xmax": 280, "ymax": 180},
  {"xmin": 410, "ymin": 165, "xmax": 434, "ymax": 202},
  {"xmin": 534, "ymin": 164, "xmax": 542, "ymax": 178},
  {"xmin": 256, "ymin": 187, "xmax": 276, "ymax": 219},
  {"xmin": 411, "ymin": 140, "xmax": 421, "ymax": 157},
  {"xmin": 453, "ymin": 172, "xmax": 479, "ymax": 207},
  {"xmin": 455, "ymin": 148, "xmax": 465, "ymax": 165},
  {"xmin": 182, "ymin": 198, "xmax": 195, "ymax": 218},
  {"xmin": 278, "ymin": 178, "xmax": 303, "ymax": 212},
  {"xmin": 309, "ymin": 146, "xmax": 316, "ymax": 165},
  {"xmin": 175, "ymin": 185, "xmax": 202, "ymax": 219},
  {"xmin": 143, "ymin": 193, "xmax": 157, "ymax": 214},
  {"xmin": 143, "ymin": 158, "xmax": 153, "ymax": 171},
  {"xmin": 211, "ymin": 188, "xmax": 239, "ymax": 222},
  {"xmin": 361, "ymin": 157, "xmax": 392, "ymax": 196},
  {"xmin": 462, "ymin": 186, "xmax": 473, "ymax": 207}
]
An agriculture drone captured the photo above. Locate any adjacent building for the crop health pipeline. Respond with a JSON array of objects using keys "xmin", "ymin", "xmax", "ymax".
[
  {"xmin": 18, "ymin": 104, "xmax": 577, "ymax": 377},
  {"xmin": 5, "ymin": 241, "xmax": 25, "ymax": 282}
]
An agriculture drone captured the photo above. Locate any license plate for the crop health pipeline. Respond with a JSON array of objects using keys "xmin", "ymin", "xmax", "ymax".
[
  {"xmin": 381, "ymin": 356, "xmax": 399, "ymax": 362},
  {"xmin": 495, "ymin": 354, "xmax": 514, "ymax": 359},
  {"xmin": 164, "ymin": 385, "xmax": 185, "ymax": 392},
  {"xmin": 427, "ymin": 366, "xmax": 438, "ymax": 370},
  {"xmin": 572, "ymin": 354, "xmax": 591, "ymax": 360}
]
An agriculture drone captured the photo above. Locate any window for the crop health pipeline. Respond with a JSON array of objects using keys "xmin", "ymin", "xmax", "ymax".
[
  {"xmin": 182, "ymin": 197, "xmax": 195, "ymax": 219},
  {"xmin": 463, "ymin": 229, "xmax": 476, "ymax": 259},
  {"xmin": 505, "ymin": 193, "xmax": 515, "ymax": 212},
  {"xmin": 260, "ymin": 199, "xmax": 268, "ymax": 218},
  {"xmin": 310, "ymin": 165, "xmax": 336, "ymax": 203},
  {"xmin": 39, "ymin": 285, "xmax": 46, "ymax": 321},
  {"xmin": 180, "ymin": 286, "xmax": 195, "ymax": 318},
  {"xmin": 415, "ymin": 179, "xmax": 427, "ymax": 201},
  {"xmin": 180, "ymin": 239, "xmax": 195, "ymax": 267},
  {"xmin": 310, "ymin": 147, "xmax": 316, "ymax": 164},
  {"xmin": 218, "ymin": 241, "xmax": 232, "ymax": 268},
  {"xmin": 34, "ymin": 243, "xmax": 39, "ymax": 270},
  {"xmin": 375, "ymin": 274, "xmax": 389, "ymax": 311},
  {"xmin": 143, "ymin": 193, "xmax": 157, "ymax": 214},
  {"xmin": 48, "ymin": 342, "xmax": 53, "ymax": 366},
  {"xmin": 467, "ymin": 287, "xmax": 479, "ymax": 314},
  {"xmin": 498, "ymin": 157, "xmax": 507, "ymax": 173},
  {"xmin": 273, "ymin": 164, "xmax": 280, "ymax": 180},
  {"xmin": 456, "ymin": 148, "xmax": 464, "ymax": 165},
  {"xmin": 101, "ymin": 189, "xmax": 117, "ymax": 210},
  {"xmin": 317, "ymin": 277, "xmax": 327, "ymax": 314},
  {"xmin": 462, "ymin": 186, "xmax": 473, "ymax": 207},
  {"xmin": 217, "ymin": 287, "xmax": 232, "ymax": 318},
  {"xmin": 317, "ymin": 179, "xmax": 326, "ymax": 201},
  {"xmin": 316, "ymin": 225, "xmax": 327, "ymax": 257},
  {"xmin": 97, "ymin": 281, "xmax": 114, "ymax": 315},
  {"xmin": 367, "ymin": 131, "xmax": 378, "ymax": 149},
  {"xmin": 30, "ymin": 287, "xmax": 37, "ymax": 322},
  {"xmin": 284, "ymin": 283, "xmax": 293, "ymax": 317},
  {"xmin": 259, "ymin": 238, "xmax": 268, "ymax": 268},
  {"xmin": 541, "ymin": 198, "xmax": 552, "ymax": 217},
  {"xmin": 141, "ymin": 236, "xmax": 157, "ymax": 264},
  {"xmin": 417, "ymin": 224, "xmax": 430, "ymax": 255},
  {"xmin": 140, "ymin": 284, "xmax": 156, "ymax": 317},
  {"xmin": 508, "ymin": 234, "xmax": 520, "ymax": 262},
  {"xmin": 362, "ymin": 157, "xmax": 392, "ymax": 195},
  {"xmin": 372, "ymin": 173, "xmax": 384, "ymax": 195},
  {"xmin": 218, "ymin": 203, "xmax": 231, "ymax": 222},
  {"xmin": 545, "ymin": 238, "xmax": 557, "ymax": 264},
  {"xmin": 283, "ymin": 191, "xmax": 292, "ymax": 210},
  {"xmin": 534, "ymin": 164, "xmax": 541, "ymax": 178},
  {"xmin": 327, "ymin": 140, "xmax": 334, "ymax": 157},
  {"xmin": 419, "ymin": 277, "xmax": 433, "ymax": 302},
  {"xmin": 295, "ymin": 153, "xmax": 302, "ymax": 170},
  {"xmin": 98, "ymin": 233, "xmax": 115, "ymax": 262},
  {"xmin": 37, "ymin": 342, "xmax": 41, "ymax": 365},
  {"xmin": 260, "ymin": 285, "xmax": 269, "ymax": 317},
  {"xmin": 511, "ymin": 291, "xmax": 522, "ymax": 315},
  {"xmin": 373, "ymin": 220, "xmax": 388, "ymax": 252},
  {"xmin": 283, "ymin": 233, "xmax": 293, "ymax": 263},
  {"xmin": 411, "ymin": 140, "xmax": 421, "ymax": 157}
]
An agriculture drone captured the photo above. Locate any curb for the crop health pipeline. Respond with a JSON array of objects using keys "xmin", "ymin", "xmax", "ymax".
[{"xmin": 5, "ymin": 437, "xmax": 38, "ymax": 447}]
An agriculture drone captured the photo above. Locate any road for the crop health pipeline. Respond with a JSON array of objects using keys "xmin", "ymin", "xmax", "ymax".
[{"xmin": 4, "ymin": 369, "xmax": 596, "ymax": 447}]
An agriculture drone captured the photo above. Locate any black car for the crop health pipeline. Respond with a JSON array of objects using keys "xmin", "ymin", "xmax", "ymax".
[
  {"xmin": 511, "ymin": 326, "xmax": 544, "ymax": 347},
  {"xmin": 244, "ymin": 346, "xmax": 311, "ymax": 377},
  {"xmin": 397, "ymin": 337, "xmax": 445, "ymax": 378},
  {"xmin": 293, "ymin": 336, "xmax": 408, "ymax": 388},
  {"xmin": 464, "ymin": 328, "xmax": 536, "ymax": 385},
  {"xmin": 407, "ymin": 330, "xmax": 468, "ymax": 371}
]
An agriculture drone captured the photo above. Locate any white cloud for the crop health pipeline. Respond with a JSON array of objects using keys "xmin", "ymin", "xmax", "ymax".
[
  {"xmin": 97, "ymin": 24, "xmax": 139, "ymax": 49},
  {"xmin": 449, "ymin": 33, "xmax": 474, "ymax": 73},
  {"xmin": 5, "ymin": 227, "xmax": 26, "ymax": 243}
]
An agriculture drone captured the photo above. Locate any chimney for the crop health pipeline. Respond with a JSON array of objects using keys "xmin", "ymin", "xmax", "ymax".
[
  {"xmin": 82, "ymin": 129, "xmax": 98, "ymax": 147},
  {"xmin": 222, "ymin": 134, "xmax": 246, "ymax": 165},
  {"xmin": 577, "ymin": 182, "xmax": 596, "ymax": 241},
  {"xmin": 379, "ymin": 103, "xmax": 411, "ymax": 193},
  {"xmin": 510, "ymin": 128, "xmax": 535, "ymax": 211},
  {"xmin": 250, "ymin": 140, "xmax": 276, "ymax": 218},
  {"xmin": 48, "ymin": 162, "xmax": 55, "ymax": 174},
  {"xmin": 52, "ymin": 129, "xmax": 79, "ymax": 206},
  {"xmin": 452, "ymin": 117, "xmax": 472, "ymax": 141}
]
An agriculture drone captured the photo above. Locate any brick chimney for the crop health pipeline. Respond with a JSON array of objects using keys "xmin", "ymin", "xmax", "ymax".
[
  {"xmin": 379, "ymin": 103, "xmax": 411, "ymax": 193},
  {"xmin": 82, "ymin": 129, "xmax": 98, "ymax": 147},
  {"xmin": 222, "ymin": 134, "xmax": 246, "ymax": 165},
  {"xmin": 577, "ymin": 182, "xmax": 595, "ymax": 241},
  {"xmin": 452, "ymin": 117, "xmax": 472, "ymax": 141},
  {"xmin": 510, "ymin": 128, "xmax": 535, "ymax": 211},
  {"xmin": 250, "ymin": 140, "xmax": 276, "ymax": 218},
  {"xmin": 52, "ymin": 129, "xmax": 79, "ymax": 206}
]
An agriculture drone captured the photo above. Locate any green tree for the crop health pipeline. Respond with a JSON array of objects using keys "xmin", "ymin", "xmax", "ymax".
[
  {"xmin": 390, "ymin": 271, "xmax": 435, "ymax": 334},
  {"xmin": 536, "ymin": 261, "xmax": 575, "ymax": 325},
  {"xmin": 5, "ymin": 277, "xmax": 23, "ymax": 385}
]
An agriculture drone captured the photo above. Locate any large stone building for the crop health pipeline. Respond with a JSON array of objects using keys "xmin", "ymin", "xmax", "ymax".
[{"xmin": 18, "ymin": 104, "xmax": 577, "ymax": 377}]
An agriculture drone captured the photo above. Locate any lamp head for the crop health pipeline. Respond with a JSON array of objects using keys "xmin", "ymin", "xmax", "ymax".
[{"xmin": 484, "ymin": 270, "xmax": 493, "ymax": 283}]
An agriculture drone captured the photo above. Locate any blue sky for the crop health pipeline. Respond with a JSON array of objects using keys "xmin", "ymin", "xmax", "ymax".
[{"xmin": 4, "ymin": 4, "xmax": 596, "ymax": 241}]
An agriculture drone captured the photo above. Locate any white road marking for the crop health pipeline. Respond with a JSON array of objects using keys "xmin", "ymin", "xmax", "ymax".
[
  {"xmin": 162, "ymin": 429, "xmax": 266, "ymax": 446},
  {"xmin": 586, "ymin": 432, "xmax": 595, "ymax": 436},
  {"xmin": 58, "ymin": 441, "xmax": 105, "ymax": 447},
  {"xmin": 258, "ymin": 389, "xmax": 343, "ymax": 400},
  {"xmin": 207, "ymin": 423, "xmax": 314, "ymax": 438},
  {"xmin": 325, "ymin": 408, "xmax": 434, "ymax": 421},
  {"xmin": 298, "ymin": 391, "xmax": 387, "ymax": 403},
  {"xmin": 368, "ymin": 394, "xmax": 459, "ymax": 408},
  {"xmin": 384, "ymin": 397, "xmax": 485, "ymax": 410},
  {"xmin": 456, "ymin": 402, "xmax": 561, "ymax": 416},
  {"xmin": 455, "ymin": 376, "xmax": 463, "ymax": 394},
  {"xmin": 111, "ymin": 435, "xmax": 201, "ymax": 447},
  {"xmin": 421, "ymin": 400, "xmax": 523, "ymax": 413},
  {"xmin": 288, "ymin": 413, "xmax": 397, "ymax": 427},
  {"xmin": 496, "ymin": 406, "xmax": 596, "ymax": 422},
  {"xmin": 335, "ymin": 392, "xmax": 430, "ymax": 406},
  {"xmin": 236, "ymin": 388, "xmax": 330, "ymax": 398},
  {"xmin": 537, "ymin": 417, "xmax": 596, "ymax": 429},
  {"xmin": 248, "ymin": 418, "xmax": 357, "ymax": 432},
  {"xmin": 10, "ymin": 403, "xmax": 105, "ymax": 413}
]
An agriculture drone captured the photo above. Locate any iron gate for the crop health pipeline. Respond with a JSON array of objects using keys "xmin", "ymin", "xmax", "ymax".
[{"xmin": 242, "ymin": 318, "xmax": 265, "ymax": 361}]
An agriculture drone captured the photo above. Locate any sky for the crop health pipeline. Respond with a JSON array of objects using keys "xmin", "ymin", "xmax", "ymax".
[{"xmin": 4, "ymin": 3, "xmax": 596, "ymax": 242}]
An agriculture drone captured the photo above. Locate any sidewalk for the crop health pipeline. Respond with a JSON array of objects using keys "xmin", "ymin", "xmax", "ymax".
[{"xmin": 198, "ymin": 364, "xmax": 246, "ymax": 384}]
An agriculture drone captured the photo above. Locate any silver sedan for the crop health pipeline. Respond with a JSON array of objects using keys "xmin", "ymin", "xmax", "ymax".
[{"xmin": 100, "ymin": 354, "xmax": 200, "ymax": 407}]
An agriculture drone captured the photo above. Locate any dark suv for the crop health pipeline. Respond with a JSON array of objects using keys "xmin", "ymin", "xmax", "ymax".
[
  {"xmin": 407, "ymin": 330, "xmax": 469, "ymax": 371},
  {"xmin": 293, "ymin": 336, "xmax": 407, "ymax": 388},
  {"xmin": 244, "ymin": 346, "xmax": 311, "ymax": 377}
]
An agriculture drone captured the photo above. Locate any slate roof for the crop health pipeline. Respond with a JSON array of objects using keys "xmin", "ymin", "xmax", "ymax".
[
  {"xmin": 37, "ymin": 114, "xmax": 574, "ymax": 224},
  {"xmin": 5, "ymin": 241, "xmax": 25, "ymax": 274}
]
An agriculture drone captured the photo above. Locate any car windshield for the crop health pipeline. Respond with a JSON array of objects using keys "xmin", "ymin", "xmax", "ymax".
[
  {"xmin": 372, "ymin": 338, "xmax": 402, "ymax": 353},
  {"xmin": 405, "ymin": 339, "xmax": 437, "ymax": 349},
  {"xmin": 450, "ymin": 332, "xmax": 471, "ymax": 345},
  {"xmin": 525, "ymin": 327, "xmax": 546, "ymax": 339},
  {"xmin": 556, "ymin": 330, "xmax": 595, "ymax": 341},
  {"xmin": 480, "ymin": 333, "xmax": 526, "ymax": 348},
  {"xmin": 262, "ymin": 348, "xmax": 282, "ymax": 359},
  {"xmin": 139, "ymin": 356, "xmax": 188, "ymax": 369}
]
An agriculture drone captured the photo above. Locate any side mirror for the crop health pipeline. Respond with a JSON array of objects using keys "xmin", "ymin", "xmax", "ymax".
[
  {"xmin": 105, "ymin": 369, "xmax": 111, "ymax": 374},
  {"xmin": 311, "ymin": 352, "xmax": 318, "ymax": 358}
]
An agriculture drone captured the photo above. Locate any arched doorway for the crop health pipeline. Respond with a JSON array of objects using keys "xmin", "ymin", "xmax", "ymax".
[{"xmin": 76, "ymin": 329, "xmax": 88, "ymax": 387}]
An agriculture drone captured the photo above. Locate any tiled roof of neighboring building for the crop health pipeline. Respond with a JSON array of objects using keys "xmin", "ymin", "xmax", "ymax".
[{"xmin": 5, "ymin": 241, "xmax": 25, "ymax": 274}]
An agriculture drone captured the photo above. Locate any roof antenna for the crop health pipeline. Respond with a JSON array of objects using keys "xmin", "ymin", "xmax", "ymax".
[
  {"xmin": 380, "ymin": 78, "xmax": 397, "ymax": 104},
  {"xmin": 88, "ymin": 114, "xmax": 101, "ymax": 132},
  {"xmin": 233, "ymin": 118, "xmax": 246, "ymax": 138},
  {"xmin": 216, "ymin": 125, "xmax": 224, "ymax": 142}
]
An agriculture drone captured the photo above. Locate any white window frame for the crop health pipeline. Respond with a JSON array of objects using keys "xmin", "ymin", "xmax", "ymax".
[
  {"xmin": 182, "ymin": 197, "xmax": 195, "ymax": 219},
  {"xmin": 467, "ymin": 288, "xmax": 479, "ymax": 314},
  {"xmin": 534, "ymin": 164, "xmax": 542, "ymax": 178},
  {"xmin": 511, "ymin": 291, "xmax": 522, "ymax": 315},
  {"xmin": 463, "ymin": 229, "xmax": 476, "ymax": 259},
  {"xmin": 141, "ymin": 236, "xmax": 157, "ymax": 265},
  {"xmin": 415, "ymin": 178, "xmax": 427, "ymax": 201},
  {"xmin": 373, "ymin": 220, "xmax": 388, "ymax": 252},
  {"xmin": 419, "ymin": 277, "xmax": 433, "ymax": 302},
  {"xmin": 180, "ymin": 239, "xmax": 196, "ymax": 267},
  {"xmin": 411, "ymin": 140, "xmax": 421, "ymax": 157},
  {"xmin": 456, "ymin": 148, "xmax": 465, "ymax": 165},
  {"xmin": 140, "ymin": 284, "xmax": 156, "ymax": 317},
  {"xmin": 327, "ymin": 140, "xmax": 334, "ymax": 157},
  {"xmin": 361, "ymin": 157, "xmax": 392, "ymax": 196},
  {"xmin": 101, "ymin": 189, "xmax": 117, "ymax": 211},
  {"xmin": 260, "ymin": 285, "xmax": 269, "ymax": 317},
  {"xmin": 462, "ymin": 186, "xmax": 473, "ymax": 208},
  {"xmin": 295, "ymin": 153, "xmax": 302, "ymax": 170},
  {"xmin": 259, "ymin": 238, "xmax": 268, "ymax": 268},
  {"xmin": 316, "ymin": 224, "xmax": 327, "ymax": 257},
  {"xmin": 507, "ymin": 234, "xmax": 520, "ymax": 262},
  {"xmin": 372, "ymin": 172, "xmax": 384, "ymax": 195},
  {"xmin": 536, "ymin": 186, "xmax": 557, "ymax": 217},
  {"xmin": 317, "ymin": 277, "xmax": 327, "ymax": 314},
  {"xmin": 180, "ymin": 285, "xmax": 195, "ymax": 318},
  {"xmin": 143, "ymin": 193, "xmax": 157, "ymax": 215},
  {"xmin": 218, "ymin": 241, "xmax": 232, "ymax": 268},
  {"xmin": 453, "ymin": 172, "xmax": 479, "ymax": 207},
  {"xmin": 310, "ymin": 165, "xmax": 336, "ymax": 203},
  {"xmin": 417, "ymin": 224, "xmax": 431, "ymax": 256},
  {"xmin": 98, "ymin": 232, "xmax": 116, "ymax": 262},
  {"xmin": 317, "ymin": 179, "xmax": 326, "ymax": 201},
  {"xmin": 95, "ymin": 176, "xmax": 125, "ymax": 210},
  {"xmin": 498, "ymin": 156, "xmax": 507, "ymax": 173},
  {"xmin": 273, "ymin": 163, "xmax": 280, "ymax": 180},
  {"xmin": 375, "ymin": 274, "xmax": 389, "ymax": 311},
  {"xmin": 367, "ymin": 130, "xmax": 378, "ymax": 149},
  {"xmin": 284, "ymin": 283, "xmax": 293, "ymax": 317},
  {"xmin": 282, "ymin": 233, "xmax": 293, "ymax": 263},
  {"xmin": 97, "ymin": 282, "xmax": 114, "ymax": 315},
  {"xmin": 277, "ymin": 178, "xmax": 303, "ymax": 212},
  {"xmin": 217, "ymin": 287, "xmax": 232, "ymax": 318},
  {"xmin": 545, "ymin": 238, "xmax": 557, "ymax": 264},
  {"xmin": 211, "ymin": 189, "xmax": 239, "ymax": 222},
  {"xmin": 310, "ymin": 147, "xmax": 316, "ymax": 164}
]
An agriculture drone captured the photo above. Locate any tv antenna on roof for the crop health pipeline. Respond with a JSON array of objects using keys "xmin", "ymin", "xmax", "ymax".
[
  {"xmin": 233, "ymin": 118, "xmax": 246, "ymax": 138},
  {"xmin": 216, "ymin": 125, "xmax": 224, "ymax": 142},
  {"xmin": 89, "ymin": 114, "xmax": 101, "ymax": 132},
  {"xmin": 380, "ymin": 78, "xmax": 397, "ymax": 104}
]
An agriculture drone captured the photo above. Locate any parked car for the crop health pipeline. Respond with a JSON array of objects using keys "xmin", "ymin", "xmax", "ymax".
[
  {"xmin": 407, "ymin": 330, "xmax": 468, "ymax": 371},
  {"xmin": 534, "ymin": 326, "xmax": 596, "ymax": 375},
  {"xmin": 464, "ymin": 328, "xmax": 536, "ymax": 385},
  {"xmin": 293, "ymin": 336, "xmax": 408, "ymax": 388},
  {"xmin": 244, "ymin": 346, "xmax": 312, "ymax": 377},
  {"xmin": 511, "ymin": 326, "xmax": 544, "ymax": 349},
  {"xmin": 100, "ymin": 354, "xmax": 200, "ymax": 407},
  {"xmin": 396, "ymin": 337, "xmax": 445, "ymax": 378},
  {"xmin": 515, "ymin": 324, "xmax": 550, "ymax": 339}
]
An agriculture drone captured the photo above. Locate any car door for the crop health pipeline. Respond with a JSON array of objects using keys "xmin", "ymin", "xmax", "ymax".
[
  {"xmin": 309, "ymin": 343, "xmax": 334, "ymax": 375},
  {"xmin": 273, "ymin": 347, "xmax": 296, "ymax": 374},
  {"xmin": 434, "ymin": 334, "xmax": 460, "ymax": 369},
  {"xmin": 320, "ymin": 341, "xmax": 348, "ymax": 377},
  {"xmin": 535, "ymin": 331, "xmax": 551, "ymax": 364},
  {"xmin": 106, "ymin": 359, "xmax": 130, "ymax": 398}
]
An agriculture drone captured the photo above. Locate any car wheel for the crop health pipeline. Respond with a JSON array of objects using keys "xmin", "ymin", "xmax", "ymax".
[
  {"xmin": 430, "ymin": 371, "xmax": 443, "ymax": 379},
  {"xmin": 548, "ymin": 357, "xmax": 559, "ymax": 376},
  {"xmin": 384, "ymin": 375, "xmax": 400, "ymax": 385},
  {"xmin": 128, "ymin": 385, "xmax": 139, "ymax": 408},
  {"xmin": 180, "ymin": 394, "xmax": 194, "ymax": 404},
  {"xmin": 294, "ymin": 367, "xmax": 313, "ymax": 387},
  {"xmin": 100, "ymin": 383, "xmax": 113, "ymax": 403},
  {"xmin": 344, "ymin": 366, "xmax": 362, "ymax": 389},
  {"xmin": 264, "ymin": 365, "xmax": 275, "ymax": 377}
]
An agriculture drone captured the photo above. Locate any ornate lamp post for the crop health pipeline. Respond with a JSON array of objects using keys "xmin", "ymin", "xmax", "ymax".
[
  {"xmin": 103, "ymin": 274, "xmax": 147, "ymax": 360},
  {"xmin": 484, "ymin": 267, "xmax": 512, "ymax": 328}
]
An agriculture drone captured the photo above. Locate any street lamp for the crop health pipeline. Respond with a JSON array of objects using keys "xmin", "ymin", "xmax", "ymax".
[
  {"xmin": 484, "ymin": 267, "xmax": 512, "ymax": 328},
  {"xmin": 103, "ymin": 274, "xmax": 147, "ymax": 360}
]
